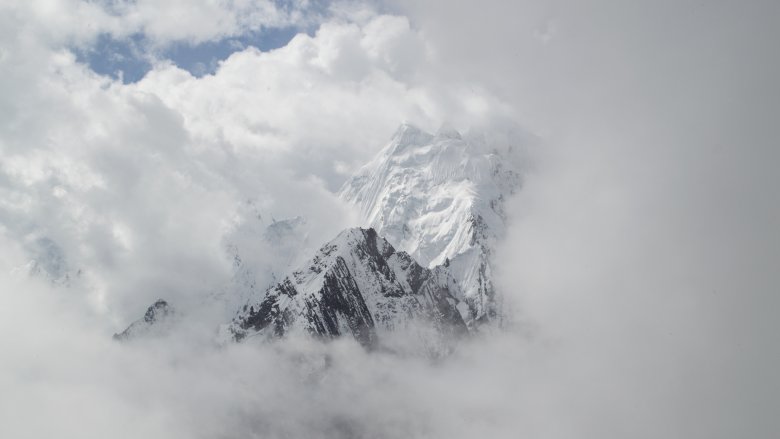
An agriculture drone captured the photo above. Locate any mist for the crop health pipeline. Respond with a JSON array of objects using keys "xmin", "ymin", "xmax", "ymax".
[{"xmin": 1, "ymin": 1, "xmax": 778, "ymax": 438}]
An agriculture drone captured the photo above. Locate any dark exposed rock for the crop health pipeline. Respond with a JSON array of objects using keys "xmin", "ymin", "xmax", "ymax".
[
  {"xmin": 113, "ymin": 299, "xmax": 174, "ymax": 341},
  {"xmin": 231, "ymin": 228, "xmax": 467, "ymax": 348}
]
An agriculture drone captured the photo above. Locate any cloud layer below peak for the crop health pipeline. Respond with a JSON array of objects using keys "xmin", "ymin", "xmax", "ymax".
[{"xmin": 1, "ymin": 1, "xmax": 779, "ymax": 438}]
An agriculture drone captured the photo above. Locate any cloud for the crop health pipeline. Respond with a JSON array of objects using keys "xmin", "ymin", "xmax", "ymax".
[
  {"xmin": 0, "ymin": 267, "xmax": 540, "ymax": 438},
  {"xmin": 3, "ymin": 0, "xmax": 321, "ymax": 47},
  {"xmin": 411, "ymin": 0, "xmax": 780, "ymax": 437},
  {"xmin": 1, "ymin": 1, "xmax": 778, "ymax": 438},
  {"xmin": 0, "ymin": 2, "xmax": 515, "ymax": 321}
]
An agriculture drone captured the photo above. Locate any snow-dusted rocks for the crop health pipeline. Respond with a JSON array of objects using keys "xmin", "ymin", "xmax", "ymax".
[
  {"xmin": 229, "ymin": 228, "xmax": 467, "ymax": 349},
  {"xmin": 339, "ymin": 123, "xmax": 524, "ymax": 325},
  {"xmin": 113, "ymin": 299, "xmax": 175, "ymax": 341}
]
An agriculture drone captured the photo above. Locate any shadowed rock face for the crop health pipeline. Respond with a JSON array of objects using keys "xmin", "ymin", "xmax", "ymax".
[
  {"xmin": 113, "ymin": 299, "xmax": 174, "ymax": 341},
  {"xmin": 143, "ymin": 300, "xmax": 171, "ymax": 322},
  {"xmin": 231, "ymin": 228, "xmax": 468, "ymax": 348}
]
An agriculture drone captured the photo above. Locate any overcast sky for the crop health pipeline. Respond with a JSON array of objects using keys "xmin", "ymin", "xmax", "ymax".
[{"xmin": 1, "ymin": 1, "xmax": 778, "ymax": 438}]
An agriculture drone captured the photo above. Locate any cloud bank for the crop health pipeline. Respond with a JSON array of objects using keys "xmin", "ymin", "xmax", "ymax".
[
  {"xmin": 1, "ymin": 1, "xmax": 778, "ymax": 438},
  {"xmin": 1, "ymin": 3, "xmax": 513, "ymax": 320}
]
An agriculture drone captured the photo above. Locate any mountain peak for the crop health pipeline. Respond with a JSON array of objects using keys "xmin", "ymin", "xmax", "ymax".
[
  {"xmin": 230, "ymin": 226, "xmax": 467, "ymax": 349},
  {"xmin": 434, "ymin": 123, "xmax": 462, "ymax": 140},
  {"xmin": 143, "ymin": 299, "xmax": 171, "ymax": 322},
  {"xmin": 340, "ymin": 122, "xmax": 526, "ymax": 325},
  {"xmin": 390, "ymin": 123, "xmax": 434, "ymax": 153},
  {"xmin": 114, "ymin": 299, "xmax": 176, "ymax": 341},
  {"xmin": 328, "ymin": 227, "xmax": 389, "ymax": 254}
]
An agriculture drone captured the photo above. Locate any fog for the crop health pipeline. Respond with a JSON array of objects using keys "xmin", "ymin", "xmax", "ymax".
[{"xmin": 1, "ymin": 1, "xmax": 778, "ymax": 438}]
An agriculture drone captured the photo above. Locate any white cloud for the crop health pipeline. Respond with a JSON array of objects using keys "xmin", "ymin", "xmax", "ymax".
[
  {"xmin": 0, "ymin": 3, "xmax": 516, "ymax": 322},
  {"xmin": 1, "ymin": 1, "xmax": 778, "ymax": 438},
  {"xmin": 407, "ymin": 0, "xmax": 780, "ymax": 436},
  {"xmin": 0, "ymin": 270, "xmax": 539, "ymax": 438},
  {"xmin": 2, "ymin": 0, "xmax": 321, "ymax": 48}
]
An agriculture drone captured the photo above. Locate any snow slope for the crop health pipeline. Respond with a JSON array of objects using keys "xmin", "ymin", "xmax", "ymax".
[{"xmin": 339, "ymin": 123, "xmax": 525, "ymax": 324}]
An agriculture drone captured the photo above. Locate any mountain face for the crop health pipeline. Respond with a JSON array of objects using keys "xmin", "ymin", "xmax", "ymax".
[
  {"xmin": 113, "ymin": 299, "xmax": 175, "ymax": 341},
  {"xmin": 229, "ymin": 228, "xmax": 467, "ymax": 349},
  {"xmin": 216, "ymin": 203, "xmax": 310, "ymax": 320},
  {"xmin": 113, "ymin": 123, "xmax": 526, "ymax": 347},
  {"xmin": 339, "ymin": 124, "xmax": 524, "ymax": 325}
]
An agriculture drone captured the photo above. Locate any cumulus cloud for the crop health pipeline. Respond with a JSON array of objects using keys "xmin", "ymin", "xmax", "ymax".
[
  {"xmin": 0, "ymin": 0, "xmax": 517, "ymax": 320},
  {"xmin": 0, "ymin": 6, "xmax": 527, "ymax": 435},
  {"xmin": 3, "ymin": 0, "xmax": 321, "ymax": 47},
  {"xmin": 1, "ymin": 1, "xmax": 778, "ymax": 438}
]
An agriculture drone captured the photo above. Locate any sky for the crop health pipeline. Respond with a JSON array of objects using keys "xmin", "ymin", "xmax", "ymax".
[{"xmin": 1, "ymin": 1, "xmax": 778, "ymax": 438}]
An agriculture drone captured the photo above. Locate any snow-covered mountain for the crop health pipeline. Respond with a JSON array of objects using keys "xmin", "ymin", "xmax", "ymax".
[
  {"xmin": 339, "ymin": 123, "xmax": 524, "ymax": 325},
  {"xmin": 113, "ymin": 299, "xmax": 175, "ymax": 341},
  {"xmin": 112, "ymin": 122, "xmax": 528, "ymax": 347},
  {"xmin": 229, "ymin": 228, "xmax": 467, "ymax": 350}
]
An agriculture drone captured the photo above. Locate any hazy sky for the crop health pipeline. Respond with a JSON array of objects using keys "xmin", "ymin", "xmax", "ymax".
[{"xmin": 0, "ymin": 1, "xmax": 778, "ymax": 438}]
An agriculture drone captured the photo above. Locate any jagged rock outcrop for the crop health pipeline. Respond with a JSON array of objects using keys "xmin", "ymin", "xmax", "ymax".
[
  {"xmin": 113, "ymin": 299, "xmax": 175, "ymax": 341},
  {"xmin": 229, "ymin": 228, "xmax": 467, "ymax": 348}
]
